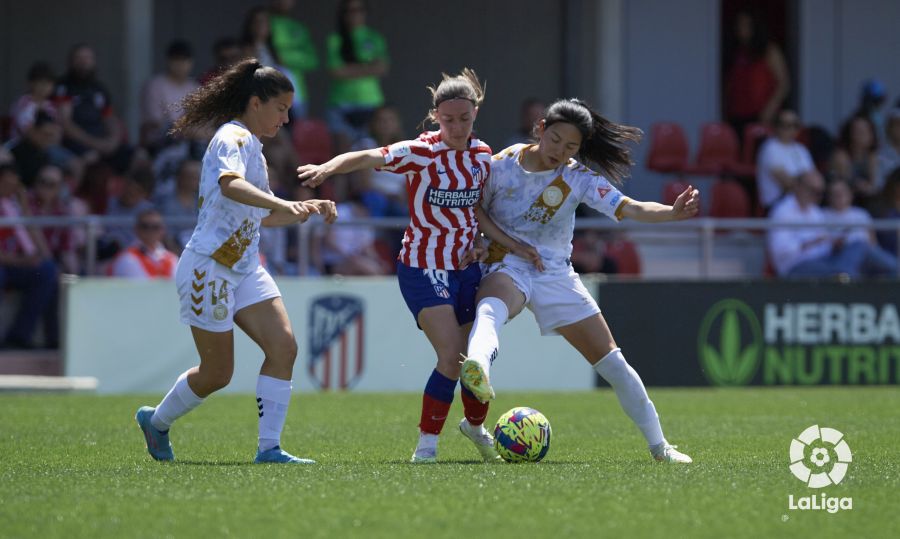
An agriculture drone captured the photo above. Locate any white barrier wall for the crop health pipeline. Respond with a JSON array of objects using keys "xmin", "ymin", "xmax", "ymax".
[{"xmin": 65, "ymin": 277, "xmax": 597, "ymax": 394}]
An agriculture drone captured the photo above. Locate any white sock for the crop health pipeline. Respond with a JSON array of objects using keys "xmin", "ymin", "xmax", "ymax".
[
  {"xmin": 151, "ymin": 370, "xmax": 204, "ymax": 431},
  {"xmin": 466, "ymin": 297, "xmax": 509, "ymax": 371},
  {"xmin": 257, "ymin": 375, "xmax": 292, "ymax": 452},
  {"xmin": 593, "ymin": 348, "xmax": 666, "ymax": 448},
  {"xmin": 416, "ymin": 431, "xmax": 439, "ymax": 452}
]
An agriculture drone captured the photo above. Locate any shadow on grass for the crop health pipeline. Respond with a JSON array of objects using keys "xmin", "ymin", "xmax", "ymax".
[
  {"xmin": 386, "ymin": 458, "xmax": 588, "ymax": 465},
  {"xmin": 177, "ymin": 460, "xmax": 254, "ymax": 466}
]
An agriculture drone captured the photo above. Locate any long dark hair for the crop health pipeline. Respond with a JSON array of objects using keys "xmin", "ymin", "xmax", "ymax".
[
  {"xmin": 540, "ymin": 98, "xmax": 642, "ymax": 184},
  {"xmin": 423, "ymin": 68, "xmax": 485, "ymax": 127},
  {"xmin": 170, "ymin": 58, "xmax": 293, "ymax": 136},
  {"xmin": 838, "ymin": 113, "xmax": 877, "ymax": 154},
  {"xmin": 241, "ymin": 6, "xmax": 280, "ymax": 64},
  {"xmin": 337, "ymin": 0, "xmax": 366, "ymax": 64}
]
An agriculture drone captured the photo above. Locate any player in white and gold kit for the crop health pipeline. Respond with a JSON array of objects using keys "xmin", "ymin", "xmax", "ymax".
[
  {"xmin": 460, "ymin": 98, "xmax": 699, "ymax": 463},
  {"xmin": 135, "ymin": 58, "xmax": 336, "ymax": 465}
]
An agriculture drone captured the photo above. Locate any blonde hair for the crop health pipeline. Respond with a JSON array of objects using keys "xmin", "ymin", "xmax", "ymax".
[{"xmin": 424, "ymin": 68, "xmax": 485, "ymax": 125}]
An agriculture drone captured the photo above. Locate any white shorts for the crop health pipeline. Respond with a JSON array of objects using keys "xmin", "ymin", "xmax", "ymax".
[
  {"xmin": 482, "ymin": 257, "xmax": 601, "ymax": 336},
  {"xmin": 175, "ymin": 249, "xmax": 281, "ymax": 332}
]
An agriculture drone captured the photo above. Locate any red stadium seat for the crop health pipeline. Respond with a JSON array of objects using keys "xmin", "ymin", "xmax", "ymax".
[
  {"xmin": 741, "ymin": 122, "xmax": 771, "ymax": 165},
  {"xmin": 291, "ymin": 119, "xmax": 334, "ymax": 165},
  {"xmin": 605, "ymin": 239, "xmax": 642, "ymax": 275},
  {"xmin": 692, "ymin": 122, "xmax": 755, "ymax": 177},
  {"xmin": 709, "ymin": 179, "xmax": 751, "ymax": 218},
  {"xmin": 646, "ymin": 122, "xmax": 690, "ymax": 174}
]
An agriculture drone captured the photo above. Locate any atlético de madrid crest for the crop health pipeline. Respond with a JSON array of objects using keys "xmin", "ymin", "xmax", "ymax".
[{"xmin": 308, "ymin": 295, "xmax": 365, "ymax": 390}]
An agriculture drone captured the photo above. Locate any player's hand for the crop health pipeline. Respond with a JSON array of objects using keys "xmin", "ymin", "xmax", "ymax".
[
  {"xmin": 671, "ymin": 185, "xmax": 700, "ymax": 220},
  {"xmin": 511, "ymin": 241, "xmax": 544, "ymax": 272},
  {"xmin": 307, "ymin": 199, "xmax": 338, "ymax": 224},
  {"xmin": 459, "ymin": 245, "xmax": 487, "ymax": 269},
  {"xmin": 277, "ymin": 199, "xmax": 315, "ymax": 223},
  {"xmin": 297, "ymin": 164, "xmax": 331, "ymax": 187}
]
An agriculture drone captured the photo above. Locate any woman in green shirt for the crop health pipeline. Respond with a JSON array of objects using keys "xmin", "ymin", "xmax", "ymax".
[
  {"xmin": 269, "ymin": 0, "xmax": 318, "ymax": 119},
  {"xmin": 326, "ymin": 0, "xmax": 389, "ymax": 150}
]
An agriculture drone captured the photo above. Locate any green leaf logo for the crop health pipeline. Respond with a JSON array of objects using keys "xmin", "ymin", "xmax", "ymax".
[{"xmin": 698, "ymin": 299, "xmax": 762, "ymax": 386}]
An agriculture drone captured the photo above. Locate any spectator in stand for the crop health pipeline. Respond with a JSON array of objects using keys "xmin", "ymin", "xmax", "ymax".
[
  {"xmin": 0, "ymin": 163, "xmax": 59, "ymax": 349},
  {"xmin": 9, "ymin": 62, "xmax": 59, "ymax": 139},
  {"xmin": 723, "ymin": 10, "xmax": 790, "ymax": 135},
  {"xmin": 831, "ymin": 114, "xmax": 880, "ymax": 207},
  {"xmin": 156, "ymin": 159, "xmax": 200, "ymax": 253},
  {"xmin": 504, "ymin": 98, "xmax": 546, "ymax": 148},
  {"xmin": 756, "ymin": 109, "xmax": 815, "ymax": 214},
  {"xmin": 326, "ymin": 0, "xmax": 389, "ymax": 150},
  {"xmin": 9, "ymin": 111, "xmax": 65, "ymax": 188},
  {"xmin": 877, "ymin": 108, "xmax": 900, "ymax": 188},
  {"xmin": 570, "ymin": 229, "xmax": 618, "ymax": 275},
  {"xmin": 319, "ymin": 196, "xmax": 390, "ymax": 275},
  {"xmin": 855, "ymin": 79, "xmax": 888, "ymax": 142},
  {"xmin": 102, "ymin": 163, "xmax": 156, "ymax": 256},
  {"xmin": 349, "ymin": 105, "xmax": 407, "ymax": 218},
  {"xmin": 54, "ymin": 43, "xmax": 130, "ymax": 171},
  {"xmin": 876, "ymin": 167, "xmax": 900, "ymax": 256},
  {"xmin": 199, "ymin": 37, "xmax": 243, "ymax": 86},
  {"xmin": 28, "ymin": 165, "xmax": 82, "ymax": 275},
  {"xmin": 269, "ymin": 0, "xmax": 318, "ymax": 119},
  {"xmin": 109, "ymin": 208, "xmax": 179, "ymax": 278},
  {"xmin": 824, "ymin": 179, "xmax": 897, "ymax": 277},
  {"xmin": 142, "ymin": 40, "xmax": 200, "ymax": 139},
  {"xmin": 767, "ymin": 170, "xmax": 867, "ymax": 279}
]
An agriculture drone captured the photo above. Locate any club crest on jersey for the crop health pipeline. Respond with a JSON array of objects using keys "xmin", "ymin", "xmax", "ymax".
[
  {"xmin": 308, "ymin": 295, "xmax": 365, "ymax": 390},
  {"xmin": 471, "ymin": 163, "xmax": 485, "ymax": 184},
  {"xmin": 426, "ymin": 186, "xmax": 480, "ymax": 208}
]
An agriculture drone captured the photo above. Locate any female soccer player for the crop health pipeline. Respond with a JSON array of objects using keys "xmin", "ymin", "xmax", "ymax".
[
  {"xmin": 299, "ymin": 69, "xmax": 533, "ymax": 463},
  {"xmin": 460, "ymin": 98, "xmax": 698, "ymax": 463},
  {"xmin": 135, "ymin": 58, "xmax": 337, "ymax": 464}
]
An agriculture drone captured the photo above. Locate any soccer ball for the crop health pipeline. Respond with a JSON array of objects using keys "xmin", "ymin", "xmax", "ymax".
[{"xmin": 493, "ymin": 407, "xmax": 552, "ymax": 463}]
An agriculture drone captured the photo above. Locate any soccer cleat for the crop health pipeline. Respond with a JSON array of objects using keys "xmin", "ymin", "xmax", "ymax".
[
  {"xmin": 653, "ymin": 443, "xmax": 693, "ymax": 464},
  {"xmin": 459, "ymin": 418, "xmax": 502, "ymax": 462},
  {"xmin": 254, "ymin": 446, "xmax": 316, "ymax": 464},
  {"xmin": 459, "ymin": 356, "xmax": 495, "ymax": 403},
  {"xmin": 410, "ymin": 432, "xmax": 438, "ymax": 463},
  {"xmin": 135, "ymin": 406, "xmax": 174, "ymax": 461}
]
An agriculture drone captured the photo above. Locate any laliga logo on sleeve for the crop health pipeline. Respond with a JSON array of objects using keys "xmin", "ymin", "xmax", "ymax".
[{"xmin": 787, "ymin": 425, "xmax": 853, "ymax": 514}]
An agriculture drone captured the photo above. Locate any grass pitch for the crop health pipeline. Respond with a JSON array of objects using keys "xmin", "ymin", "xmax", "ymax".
[{"xmin": 1, "ymin": 387, "xmax": 897, "ymax": 538}]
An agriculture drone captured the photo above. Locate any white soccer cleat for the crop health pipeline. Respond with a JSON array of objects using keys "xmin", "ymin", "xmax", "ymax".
[
  {"xmin": 410, "ymin": 432, "xmax": 438, "ymax": 464},
  {"xmin": 459, "ymin": 356, "xmax": 495, "ymax": 403},
  {"xmin": 459, "ymin": 418, "xmax": 501, "ymax": 462},
  {"xmin": 653, "ymin": 443, "xmax": 693, "ymax": 464}
]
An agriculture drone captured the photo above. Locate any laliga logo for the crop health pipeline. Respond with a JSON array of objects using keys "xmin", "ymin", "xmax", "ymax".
[{"xmin": 787, "ymin": 425, "xmax": 853, "ymax": 514}]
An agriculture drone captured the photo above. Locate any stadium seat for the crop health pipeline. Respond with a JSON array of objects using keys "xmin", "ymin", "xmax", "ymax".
[
  {"xmin": 605, "ymin": 239, "xmax": 641, "ymax": 275},
  {"xmin": 741, "ymin": 122, "xmax": 771, "ymax": 166},
  {"xmin": 709, "ymin": 179, "xmax": 751, "ymax": 218},
  {"xmin": 646, "ymin": 122, "xmax": 690, "ymax": 174},
  {"xmin": 291, "ymin": 118, "xmax": 334, "ymax": 165},
  {"xmin": 692, "ymin": 122, "xmax": 755, "ymax": 177}
]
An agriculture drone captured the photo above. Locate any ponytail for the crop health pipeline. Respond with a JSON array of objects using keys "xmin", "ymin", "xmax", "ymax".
[
  {"xmin": 541, "ymin": 98, "xmax": 642, "ymax": 184},
  {"xmin": 170, "ymin": 57, "xmax": 293, "ymax": 136}
]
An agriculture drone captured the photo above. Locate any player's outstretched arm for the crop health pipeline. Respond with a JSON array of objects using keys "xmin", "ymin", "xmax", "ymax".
[
  {"xmin": 621, "ymin": 185, "xmax": 700, "ymax": 223},
  {"xmin": 297, "ymin": 149, "xmax": 384, "ymax": 187},
  {"xmin": 474, "ymin": 205, "xmax": 544, "ymax": 271}
]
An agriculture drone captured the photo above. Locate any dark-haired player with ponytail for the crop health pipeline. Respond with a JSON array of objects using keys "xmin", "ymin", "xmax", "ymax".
[
  {"xmin": 299, "ymin": 69, "xmax": 536, "ymax": 463},
  {"xmin": 460, "ymin": 98, "xmax": 698, "ymax": 463},
  {"xmin": 135, "ymin": 58, "xmax": 336, "ymax": 464}
]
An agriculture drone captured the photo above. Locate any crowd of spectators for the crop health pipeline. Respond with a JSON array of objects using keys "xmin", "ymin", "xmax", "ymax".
[{"xmin": 2, "ymin": 2, "xmax": 899, "ymax": 349}]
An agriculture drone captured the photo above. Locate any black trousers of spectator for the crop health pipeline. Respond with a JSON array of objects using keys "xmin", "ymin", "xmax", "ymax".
[{"xmin": 0, "ymin": 258, "xmax": 59, "ymax": 348}]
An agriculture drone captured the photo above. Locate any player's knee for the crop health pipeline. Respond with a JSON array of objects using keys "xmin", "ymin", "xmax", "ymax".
[{"xmin": 203, "ymin": 366, "xmax": 234, "ymax": 392}]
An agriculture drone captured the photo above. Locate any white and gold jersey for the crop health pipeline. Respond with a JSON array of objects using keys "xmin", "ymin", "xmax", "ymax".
[
  {"xmin": 184, "ymin": 120, "xmax": 271, "ymax": 274},
  {"xmin": 482, "ymin": 144, "xmax": 629, "ymax": 272}
]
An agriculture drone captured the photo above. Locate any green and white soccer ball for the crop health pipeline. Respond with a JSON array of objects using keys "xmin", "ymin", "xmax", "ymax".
[{"xmin": 493, "ymin": 407, "xmax": 552, "ymax": 463}]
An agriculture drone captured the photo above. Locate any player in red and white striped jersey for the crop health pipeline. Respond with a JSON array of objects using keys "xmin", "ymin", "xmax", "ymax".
[{"xmin": 299, "ymin": 69, "xmax": 537, "ymax": 463}]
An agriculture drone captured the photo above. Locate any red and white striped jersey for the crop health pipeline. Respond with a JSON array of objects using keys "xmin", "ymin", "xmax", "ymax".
[{"xmin": 378, "ymin": 131, "xmax": 492, "ymax": 269}]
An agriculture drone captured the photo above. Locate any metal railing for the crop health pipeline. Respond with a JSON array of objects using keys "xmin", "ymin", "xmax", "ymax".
[{"xmin": 3, "ymin": 215, "xmax": 900, "ymax": 278}]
